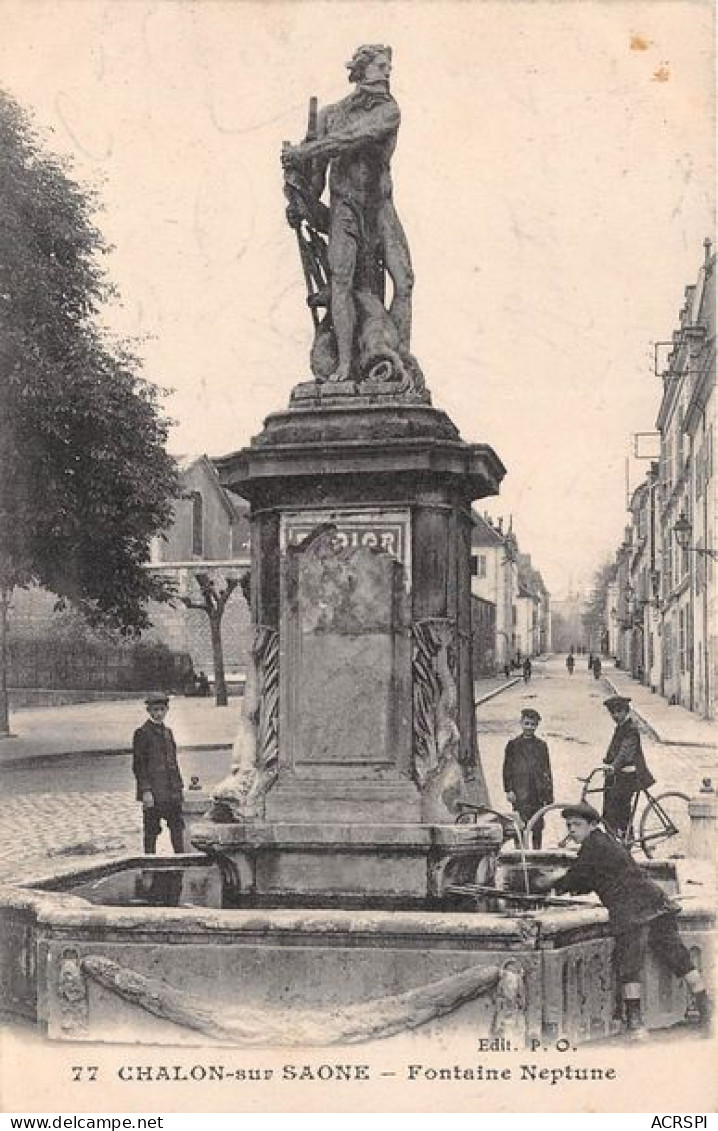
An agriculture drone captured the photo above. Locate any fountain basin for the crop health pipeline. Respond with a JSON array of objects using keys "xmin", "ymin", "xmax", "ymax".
[{"xmin": 0, "ymin": 852, "xmax": 713, "ymax": 1047}]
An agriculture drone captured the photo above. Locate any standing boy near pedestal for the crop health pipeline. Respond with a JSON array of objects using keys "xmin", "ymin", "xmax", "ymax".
[
  {"xmin": 132, "ymin": 692, "xmax": 185, "ymax": 854},
  {"xmin": 503, "ymin": 708, "xmax": 554, "ymax": 848}
]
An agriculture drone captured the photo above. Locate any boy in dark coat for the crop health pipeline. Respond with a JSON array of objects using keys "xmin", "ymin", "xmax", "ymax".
[
  {"xmin": 503, "ymin": 708, "xmax": 554, "ymax": 848},
  {"xmin": 602, "ymin": 695, "xmax": 654, "ymax": 838},
  {"xmin": 132, "ymin": 692, "xmax": 185, "ymax": 854},
  {"xmin": 534, "ymin": 803, "xmax": 711, "ymax": 1037}
]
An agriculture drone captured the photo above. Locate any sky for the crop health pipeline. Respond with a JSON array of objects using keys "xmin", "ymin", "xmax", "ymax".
[{"xmin": 1, "ymin": 0, "xmax": 714, "ymax": 598}]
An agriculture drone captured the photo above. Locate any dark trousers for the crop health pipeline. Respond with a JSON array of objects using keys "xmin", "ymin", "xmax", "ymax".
[
  {"xmin": 603, "ymin": 776, "xmax": 636, "ymax": 838},
  {"xmin": 529, "ymin": 818, "xmax": 544, "ymax": 849},
  {"xmin": 142, "ymin": 804, "xmax": 184, "ymax": 854},
  {"xmin": 613, "ymin": 913, "xmax": 694, "ymax": 984}
]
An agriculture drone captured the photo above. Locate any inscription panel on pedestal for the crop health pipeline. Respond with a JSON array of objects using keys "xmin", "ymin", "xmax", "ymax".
[
  {"xmin": 281, "ymin": 508, "xmax": 411, "ymax": 589},
  {"xmin": 281, "ymin": 509, "xmax": 411, "ymax": 772}
]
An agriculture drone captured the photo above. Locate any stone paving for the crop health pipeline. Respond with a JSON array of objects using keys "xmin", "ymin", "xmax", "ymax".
[
  {"xmin": 605, "ymin": 665, "xmax": 716, "ymax": 749},
  {"xmin": 476, "ymin": 656, "xmax": 718, "ymax": 850},
  {"xmin": 0, "ymin": 695, "xmax": 243, "ymax": 764},
  {"xmin": 0, "ymin": 792, "xmax": 141, "ymax": 884},
  {"xmin": 0, "ymin": 660, "xmax": 713, "ymax": 887}
]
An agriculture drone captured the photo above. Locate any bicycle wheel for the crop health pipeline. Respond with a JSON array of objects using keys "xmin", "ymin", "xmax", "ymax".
[{"xmin": 639, "ymin": 791, "xmax": 691, "ymax": 860}]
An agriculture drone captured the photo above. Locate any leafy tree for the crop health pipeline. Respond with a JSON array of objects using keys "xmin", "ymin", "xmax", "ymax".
[
  {"xmin": 0, "ymin": 90, "xmax": 180, "ymax": 733},
  {"xmin": 581, "ymin": 560, "xmax": 615, "ymax": 653}
]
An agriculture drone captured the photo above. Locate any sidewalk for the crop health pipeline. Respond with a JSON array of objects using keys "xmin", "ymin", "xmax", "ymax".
[
  {"xmin": 0, "ymin": 675, "xmax": 522, "ymax": 769},
  {"xmin": 475, "ymin": 674, "xmax": 522, "ymax": 704},
  {"xmin": 604, "ymin": 664, "xmax": 715, "ymax": 750},
  {"xmin": 0, "ymin": 696, "xmax": 243, "ymax": 766}
]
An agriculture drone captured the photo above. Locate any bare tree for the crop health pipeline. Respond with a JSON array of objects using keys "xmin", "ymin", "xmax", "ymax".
[{"xmin": 182, "ymin": 573, "xmax": 240, "ymax": 707}]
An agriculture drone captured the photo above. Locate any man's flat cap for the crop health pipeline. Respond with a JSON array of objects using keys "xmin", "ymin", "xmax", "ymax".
[
  {"xmin": 145, "ymin": 692, "xmax": 170, "ymax": 706},
  {"xmin": 604, "ymin": 695, "xmax": 631, "ymax": 711},
  {"xmin": 561, "ymin": 802, "xmax": 601, "ymax": 823},
  {"xmin": 521, "ymin": 708, "xmax": 541, "ymax": 722}
]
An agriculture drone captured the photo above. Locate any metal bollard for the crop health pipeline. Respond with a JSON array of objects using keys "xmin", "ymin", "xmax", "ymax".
[{"xmin": 688, "ymin": 778, "xmax": 717, "ymax": 860}]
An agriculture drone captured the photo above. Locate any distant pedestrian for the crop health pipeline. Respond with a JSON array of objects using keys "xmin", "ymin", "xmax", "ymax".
[
  {"xmin": 504, "ymin": 661, "xmax": 511, "ymax": 679},
  {"xmin": 132, "ymin": 693, "xmax": 185, "ymax": 855},
  {"xmin": 503, "ymin": 708, "xmax": 554, "ymax": 849},
  {"xmin": 566, "ymin": 654, "xmax": 575, "ymax": 676},
  {"xmin": 588, "ymin": 652, "xmax": 594, "ymax": 670},
  {"xmin": 592, "ymin": 655, "xmax": 602, "ymax": 680},
  {"xmin": 522, "ymin": 656, "xmax": 532, "ymax": 683}
]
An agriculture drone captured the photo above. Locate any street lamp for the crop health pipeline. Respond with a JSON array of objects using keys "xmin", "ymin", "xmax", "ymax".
[
  {"xmin": 673, "ymin": 513, "xmax": 718, "ymax": 561},
  {"xmin": 649, "ymin": 568, "xmax": 663, "ymax": 610}
]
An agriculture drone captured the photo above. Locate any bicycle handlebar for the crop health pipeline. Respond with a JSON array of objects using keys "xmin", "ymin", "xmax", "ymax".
[{"xmin": 576, "ymin": 766, "xmax": 611, "ymax": 784}]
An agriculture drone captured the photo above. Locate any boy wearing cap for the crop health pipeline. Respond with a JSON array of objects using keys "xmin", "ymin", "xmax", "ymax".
[
  {"xmin": 132, "ymin": 694, "xmax": 185, "ymax": 854},
  {"xmin": 602, "ymin": 696, "xmax": 654, "ymax": 839},
  {"xmin": 503, "ymin": 709, "xmax": 554, "ymax": 848},
  {"xmin": 534, "ymin": 804, "xmax": 711, "ymax": 1037}
]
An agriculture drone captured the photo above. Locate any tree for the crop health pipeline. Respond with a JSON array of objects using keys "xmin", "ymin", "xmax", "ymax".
[
  {"xmin": 0, "ymin": 90, "xmax": 180, "ymax": 734},
  {"xmin": 181, "ymin": 573, "xmax": 242, "ymax": 707},
  {"xmin": 582, "ymin": 560, "xmax": 615, "ymax": 654}
]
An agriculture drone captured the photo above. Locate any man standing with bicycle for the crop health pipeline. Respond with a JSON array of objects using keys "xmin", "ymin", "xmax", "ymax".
[{"xmin": 602, "ymin": 695, "xmax": 654, "ymax": 838}]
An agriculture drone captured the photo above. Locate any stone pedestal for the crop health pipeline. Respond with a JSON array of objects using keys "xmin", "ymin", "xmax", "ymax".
[
  {"xmin": 214, "ymin": 396, "xmax": 504, "ymax": 830},
  {"xmin": 191, "ymin": 820, "xmax": 504, "ymax": 903}
]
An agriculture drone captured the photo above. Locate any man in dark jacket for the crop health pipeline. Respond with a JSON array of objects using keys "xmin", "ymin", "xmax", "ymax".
[
  {"xmin": 503, "ymin": 708, "xmax": 554, "ymax": 848},
  {"xmin": 132, "ymin": 693, "xmax": 184, "ymax": 854},
  {"xmin": 534, "ymin": 803, "xmax": 711, "ymax": 1037},
  {"xmin": 602, "ymin": 695, "xmax": 654, "ymax": 838}
]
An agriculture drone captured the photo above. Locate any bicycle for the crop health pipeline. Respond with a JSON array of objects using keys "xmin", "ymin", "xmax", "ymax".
[
  {"xmin": 578, "ymin": 765, "xmax": 691, "ymax": 859},
  {"xmin": 524, "ymin": 765, "xmax": 691, "ymax": 859}
]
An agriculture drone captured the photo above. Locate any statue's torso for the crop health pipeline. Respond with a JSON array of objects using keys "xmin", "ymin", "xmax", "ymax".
[{"xmin": 324, "ymin": 92, "xmax": 398, "ymax": 205}]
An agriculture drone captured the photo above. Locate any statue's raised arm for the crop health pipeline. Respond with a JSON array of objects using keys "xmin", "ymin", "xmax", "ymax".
[{"xmin": 281, "ymin": 45, "xmax": 424, "ymax": 396}]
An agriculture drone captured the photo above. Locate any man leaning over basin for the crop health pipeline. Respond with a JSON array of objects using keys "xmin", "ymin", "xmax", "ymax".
[{"xmin": 533, "ymin": 802, "xmax": 712, "ymax": 1039}]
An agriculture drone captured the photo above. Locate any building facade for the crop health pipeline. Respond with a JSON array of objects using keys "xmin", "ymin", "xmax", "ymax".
[
  {"xmin": 471, "ymin": 512, "xmax": 510, "ymax": 668},
  {"xmin": 147, "ymin": 455, "xmax": 252, "ymax": 678},
  {"xmin": 471, "ymin": 512, "xmax": 550, "ymax": 669},
  {"xmin": 603, "ymin": 243, "xmax": 716, "ymax": 718}
]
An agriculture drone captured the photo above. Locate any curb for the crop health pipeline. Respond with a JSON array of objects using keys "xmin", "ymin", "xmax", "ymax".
[
  {"xmin": 603, "ymin": 676, "xmax": 715, "ymax": 750},
  {"xmin": 0, "ymin": 741, "xmax": 233, "ymax": 771},
  {"xmin": 475, "ymin": 677, "xmax": 522, "ymax": 707}
]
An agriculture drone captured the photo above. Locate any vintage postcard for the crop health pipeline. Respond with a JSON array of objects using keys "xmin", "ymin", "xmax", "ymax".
[{"xmin": 0, "ymin": 0, "xmax": 715, "ymax": 1116}]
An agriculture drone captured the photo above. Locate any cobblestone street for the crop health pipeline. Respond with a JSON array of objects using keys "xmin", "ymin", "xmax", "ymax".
[
  {"xmin": 0, "ymin": 793, "xmax": 140, "ymax": 883},
  {"xmin": 0, "ymin": 657, "xmax": 714, "ymax": 885},
  {"xmin": 477, "ymin": 656, "xmax": 716, "ymax": 847}
]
